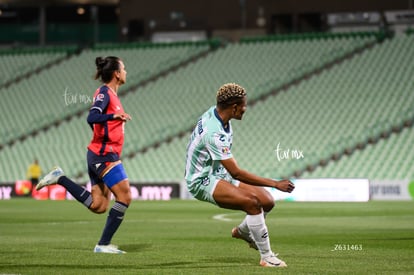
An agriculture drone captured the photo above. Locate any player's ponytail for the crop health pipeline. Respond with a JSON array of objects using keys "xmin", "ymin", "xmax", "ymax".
[{"xmin": 95, "ymin": 56, "xmax": 121, "ymax": 83}]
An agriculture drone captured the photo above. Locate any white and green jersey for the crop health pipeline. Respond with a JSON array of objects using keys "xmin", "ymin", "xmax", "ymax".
[{"xmin": 185, "ymin": 106, "xmax": 233, "ymax": 184}]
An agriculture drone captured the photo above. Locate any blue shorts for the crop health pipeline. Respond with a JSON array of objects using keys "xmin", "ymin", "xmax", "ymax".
[
  {"xmin": 87, "ymin": 150, "xmax": 127, "ymax": 188},
  {"xmin": 102, "ymin": 163, "xmax": 128, "ymax": 188}
]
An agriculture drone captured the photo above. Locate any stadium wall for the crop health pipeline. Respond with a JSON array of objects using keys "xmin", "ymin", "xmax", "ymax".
[
  {"xmin": 119, "ymin": 0, "xmax": 411, "ymax": 39},
  {"xmin": 0, "ymin": 181, "xmax": 180, "ymax": 201},
  {"xmin": 1, "ymin": 179, "xmax": 413, "ymax": 201}
]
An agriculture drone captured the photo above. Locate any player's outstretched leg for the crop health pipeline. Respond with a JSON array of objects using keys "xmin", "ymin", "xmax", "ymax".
[
  {"xmin": 37, "ymin": 166, "xmax": 93, "ymax": 208},
  {"xmin": 36, "ymin": 166, "xmax": 64, "ymax": 190}
]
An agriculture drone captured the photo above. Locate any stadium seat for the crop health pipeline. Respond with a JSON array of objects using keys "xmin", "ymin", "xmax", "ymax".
[{"xmin": 2, "ymin": 33, "xmax": 413, "ymax": 182}]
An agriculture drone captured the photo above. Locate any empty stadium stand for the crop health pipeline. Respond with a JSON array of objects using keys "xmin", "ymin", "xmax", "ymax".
[{"xmin": 1, "ymin": 31, "xmax": 413, "ymax": 183}]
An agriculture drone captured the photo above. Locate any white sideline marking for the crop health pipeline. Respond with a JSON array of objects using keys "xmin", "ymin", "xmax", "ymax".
[
  {"xmin": 46, "ymin": 221, "xmax": 90, "ymax": 225},
  {"xmin": 212, "ymin": 213, "xmax": 241, "ymax": 222}
]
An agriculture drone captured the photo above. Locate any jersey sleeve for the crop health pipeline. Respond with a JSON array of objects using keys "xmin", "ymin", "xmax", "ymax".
[
  {"xmin": 86, "ymin": 88, "xmax": 114, "ymax": 127},
  {"xmin": 206, "ymin": 132, "xmax": 233, "ymax": 161},
  {"xmin": 90, "ymin": 88, "xmax": 110, "ymax": 114},
  {"xmin": 87, "ymin": 108, "xmax": 114, "ymax": 124}
]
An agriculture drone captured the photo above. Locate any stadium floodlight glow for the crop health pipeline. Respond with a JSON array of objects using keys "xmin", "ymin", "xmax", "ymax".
[{"xmin": 77, "ymin": 7, "xmax": 85, "ymax": 15}]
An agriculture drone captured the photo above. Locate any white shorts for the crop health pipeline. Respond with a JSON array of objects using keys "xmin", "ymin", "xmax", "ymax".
[{"xmin": 187, "ymin": 173, "xmax": 240, "ymax": 205}]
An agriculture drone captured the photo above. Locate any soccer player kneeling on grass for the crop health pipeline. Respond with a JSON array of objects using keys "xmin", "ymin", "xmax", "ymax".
[
  {"xmin": 37, "ymin": 56, "xmax": 132, "ymax": 254},
  {"xmin": 184, "ymin": 83, "xmax": 295, "ymax": 267}
]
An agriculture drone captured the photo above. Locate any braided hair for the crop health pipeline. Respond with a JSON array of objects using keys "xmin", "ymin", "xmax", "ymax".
[{"xmin": 216, "ymin": 83, "xmax": 247, "ymax": 108}]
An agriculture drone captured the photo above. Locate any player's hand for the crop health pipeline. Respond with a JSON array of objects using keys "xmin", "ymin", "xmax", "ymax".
[
  {"xmin": 275, "ymin": 179, "xmax": 295, "ymax": 193},
  {"xmin": 114, "ymin": 112, "xmax": 132, "ymax": 122}
]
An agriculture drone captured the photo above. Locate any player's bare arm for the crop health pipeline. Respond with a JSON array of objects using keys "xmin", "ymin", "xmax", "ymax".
[{"xmin": 220, "ymin": 158, "xmax": 295, "ymax": 193}]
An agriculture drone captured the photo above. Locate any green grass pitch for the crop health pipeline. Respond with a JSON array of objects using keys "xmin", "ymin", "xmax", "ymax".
[{"xmin": 0, "ymin": 199, "xmax": 413, "ymax": 274}]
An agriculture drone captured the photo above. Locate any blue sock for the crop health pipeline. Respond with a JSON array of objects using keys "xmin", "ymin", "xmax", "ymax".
[
  {"xmin": 57, "ymin": 176, "xmax": 92, "ymax": 208},
  {"xmin": 98, "ymin": 201, "xmax": 128, "ymax": 245}
]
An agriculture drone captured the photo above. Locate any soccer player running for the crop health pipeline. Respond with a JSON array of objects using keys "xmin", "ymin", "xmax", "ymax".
[
  {"xmin": 185, "ymin": 83, "xmax": 295, "ymax": 267},
  {"xmin": 36, "ymin": 56, "xmax": 132, "ymax": 254}
]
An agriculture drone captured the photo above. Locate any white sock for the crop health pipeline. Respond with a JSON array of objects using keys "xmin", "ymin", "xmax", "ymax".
[
  {"xmin": 238, "ymin": 217, "xmax": 249, "ymax": 234},
  {"xmin": 238, "ymin": 211, "xmax": 269, "ymax": 234},
  {"xmin": 246, "ymin": 212, "xmax": 273, "ymax": 258}
]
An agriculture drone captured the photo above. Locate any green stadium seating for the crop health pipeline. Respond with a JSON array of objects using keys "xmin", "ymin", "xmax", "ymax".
[
  {"xmin": 0, "ymin": 42, "xmax": 210, "ymax": 148},
  {"xmin": 302, "ymin": 126, "xmax": 414, "ymax": 179},
  {"xmin": 122, "ymin": 34, "xmax": 414, "ymax": 182},
  {"xmin": 1, "ymin": 33, "xmax": 413, "ymax": 183},
  {"xmin": 0, "ymin": 50, "xmax": 68, "ymax": 86}
]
